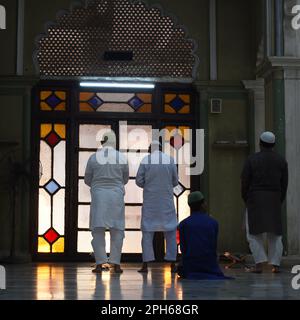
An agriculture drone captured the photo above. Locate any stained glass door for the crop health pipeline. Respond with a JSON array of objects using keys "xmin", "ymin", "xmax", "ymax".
[{"xmin": 34, "ymin": 82, "xmax": 198, "ymax": 260}]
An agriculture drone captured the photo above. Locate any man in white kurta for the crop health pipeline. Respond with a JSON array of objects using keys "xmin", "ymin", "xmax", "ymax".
[
  {"xmin": 136, "ymin": 141, "xmax": 179, "ymax": 273},
  {"xmin": 84, "ymin": 133, "xmax": 129, "ymax": 273}
]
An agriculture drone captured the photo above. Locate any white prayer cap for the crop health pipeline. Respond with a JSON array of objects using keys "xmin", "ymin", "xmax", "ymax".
[
  {"xmin": 101, "ymin": 131, "xmax": 116, "ymax": 145},
  {"xmin": 260, "ymin": 131, "xmax": 276, "ymax": 144}
]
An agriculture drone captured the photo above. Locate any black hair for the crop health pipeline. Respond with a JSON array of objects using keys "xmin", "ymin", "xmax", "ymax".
[{"xmin": 189, "ymin": 199, "xmax": 205, "ymax": 212}]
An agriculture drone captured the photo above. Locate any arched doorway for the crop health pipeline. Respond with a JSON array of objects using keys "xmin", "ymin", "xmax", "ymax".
[{"xmin": 31, "ymin": 0, "xmax": 200, "ymax": 261}]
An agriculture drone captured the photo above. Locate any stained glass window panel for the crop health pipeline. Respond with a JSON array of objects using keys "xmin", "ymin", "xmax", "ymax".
[
  {"xmin": 178, "ymin": 191, "xmax": 191, "ymax": 223},
  {"xmin": 38, "ymin": 189, "xmax": 51, "ymax": 235},
  {"xmin": 97, "ymin": 93, "xmax": 134, "ymax": 102},
  {"xmin": 53, "ymin": 189, "xmax": 65, "ymax": 235},
  {"xmin": 78, "ymin": 205, "xmax": 90, "ymax": 229},
  {"xmin": 124, "ymin": 180, "xmax": 143, "ymax": 204},
  {"xmin": 38, "ymin": 123, "xmax": 66, "ymax": 254},
  {"xmin": 98, "ymin": 103, "xmax": 134, "ymax": 113},
  {"xmin": 38, "ymin": 237, "xmax": 51, "ymax": 253},
  {"xmin": 77, "ymin": 231, "xmax": 93, "ymax": 253},
  {"xmin": 125, "ymin": 206, "xmax": 142, "ymax": 229},
  {"xmin": 126, "ymin": 152, "xmax": 148, "ymax": 177},
  {"xmin": 53, "ymin": 141, "xmax": 66, "ymax": 186},
  {"xmin": 40, "ymin": 91, "xmax": 67, "ymax": 111},
  {"xmin": 122, "ymin": 232, "xmax": 142, "ymax": 253},
  {"xmin": 78, "ymin": 179, "xmax": 91, "ymax": 203},
  {"xmin": 77, "ymin": 231, "xmax": 111, "ymax": 253},
  {"xmin": 79, "ymin": 125, "xmax": 111, "ymax": 149},
  {"xmin": 119, "ymin": 125, "xmax": 152, "ymax": 150},
  {"xmin": 52, "ymin": 237, "xmax": 65, "ymax": 253},
  {"xmin": 78, "ymin": 151, "xmax": 94, "ymax": 177},
  {"xmin": 164, "ymin": 94, "xmax": 191, "ymax": 114},
  {"xmin": 39, "ymin": 141, "xmax": 52, "ymax": 186}
]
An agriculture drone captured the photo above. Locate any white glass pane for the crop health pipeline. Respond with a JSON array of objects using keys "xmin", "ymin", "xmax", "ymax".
[
  {"xmin": 122, "ymin": 231, "xmax": 142, "ymax": 253},
  {"xmin": 125, "ymin": 180, "xmax": 143, "ymax": 203},
  {"xmin": 178, "ymin": 191, "xmax": 191, "ymax": 223},
  {"xmin": 77, "ymin": 231, "xmax": 110, "ymax": 253},
  {"xmin": 78, "ymin": 231, "xmax": 142, "ymax": 254},
  {"xmin": 79, "ymin": 151, "xmax": 94, "ymax": 177},
  {"xmin": 177, "ymin": 142, "xmax": 191, "ymax": 167},
  {"xmin": 98, "ymin": 103, "xmax": 134, "ymax": 113},
  {"xmin": 119, "ymin": 124, "xmax": 152, "ymax": 150},
  {"xmin": 78, "ymin": 205, "xmax": 90, "ymax": 229},
  {"xmin": 53, "ymin": 141, "xmax": 66, "ymax": 186},
  {"xmin": 126, "ymin": 152, "xmax": 148, "ymax": 177},
  {"xmin": 39, "ymin": 141, "xmax": 52, "ymax": 186},
  {"xmin": 178, "ymin": 164, "xmax": 190, "ymax": 189},
  {"xmin": 79, "ymin": 179, "xmax": 91, "ymax": 203},
  {"xmin": 125, "ymin": 206, "xmax": 142, "ymax": 229},
  {"xmin": 163, "ymin": 142, "xmax": 177, "ymax": 160},
  {"xmin": 97, "ymin": 93, "xmax": 134, "ymax": 102},
  {"xmin": 77, "ymin": 231, "xmax": 93, "ymax": 253},
  {"xmin": 53, "ymin": 189, "xmax": 65, "ymax": 235},
  {"xmin": 79, "ymin": 124, "xmax": 111, "ymax": 149},
  {"xmin": 38, "ymin": 188, "xmax": 51, "ymax": 235}
]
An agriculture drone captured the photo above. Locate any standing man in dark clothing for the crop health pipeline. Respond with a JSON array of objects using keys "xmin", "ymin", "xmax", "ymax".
[{"xmin": 241, "ymin": 132, "xmax": 288, "ymax": 273}]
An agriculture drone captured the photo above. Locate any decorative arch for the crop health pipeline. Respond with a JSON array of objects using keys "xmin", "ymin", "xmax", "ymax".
[{"xmin": 34, "ymin": 0, "xmax": 199, "ymax": 81}]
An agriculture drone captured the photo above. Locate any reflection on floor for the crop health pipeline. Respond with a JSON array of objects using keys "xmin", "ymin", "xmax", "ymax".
[{"xmin": 0, "ymin": 263, "xmax": 298, "ymax": 300}]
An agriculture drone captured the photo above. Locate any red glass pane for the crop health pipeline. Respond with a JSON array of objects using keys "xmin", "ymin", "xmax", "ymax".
[
  {"xmin": 45, "ymin": 132, "xmax": 60, "ymax": 147},
  {"xmin": 44, "ymin": 228, "xmax": 60, "ymax": 244},
  {"xmin": 170, "ymin": 134, "xmax": 185, "ymax": 150}
]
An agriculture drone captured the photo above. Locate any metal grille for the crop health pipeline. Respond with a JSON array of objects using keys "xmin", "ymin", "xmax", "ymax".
[{"xmin": 35, "ymin": 0, "xmax": 198, "ymax": 79}]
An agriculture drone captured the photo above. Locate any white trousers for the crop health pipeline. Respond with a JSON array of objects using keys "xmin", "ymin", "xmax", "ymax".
[
  {"xmin": 246, "ymin": 213, "xmax": 283, "ymax": 266},
  {"xmin": 91, "ymin": 228, "xmax": 125, "ymax": 265},
  {"xmin": 142, "ymin": 230, "xmax": 177, "ymax": 262}
]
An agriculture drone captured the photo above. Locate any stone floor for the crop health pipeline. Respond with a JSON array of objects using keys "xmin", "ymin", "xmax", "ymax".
[{"xmin": 0, "ymin": 263, "xmax": 299, "ymax": 300}]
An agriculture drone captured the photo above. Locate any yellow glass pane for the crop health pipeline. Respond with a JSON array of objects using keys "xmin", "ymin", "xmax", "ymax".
[
  {"xmin": 179, "ymin": 94, "xmax": 191, "ymax": 104},
  {"xmin": 80, "ymin": 102, "xmax": 94, "ymax": 112},
  {"xmin": 165, "ymin": 94, "xmax": 176, "ymax": 103},
  {"xmin": 179, "ymin": 126, "xmax": 191, "ymax": 141},
  {"xmin": 40, "ymin": 91, "xmax": 52, "ymax": 101},
  {"xmin": 136, "ymin": 93, "xmax": 152, "ymax": 104},
  {"xmin": 80, "ymin": 92, "xmax": 94, "ymax": 101},
  {"xmin": 38, "ymin": 237, "xmax": 51, "ymax": 253},
  {"xmin": 52, "ymin": 237, "xmax": 64, "ymax": 253},
  {"xmin": 40, "ymin": 102, "xmax": 52, "ymax": 111},
  {"xmin": 178, "ymin": 105, "xmax": 190, "ymax": 114},
  {"xmin": 55, "ymin": 91, "xmax": 66, "ymax": 100},
  {"xmin": 137, "ymin": 104, "xmax": 152, "ymax": 113},
  {"xmin": 54, "ymin": 102, "xmax": 66, "ymax": 111},
  {"xmin": 41, "ymin": 124, "xmax": 52, "ymax": 138},
  {"xmin": 164, "ymin": 126, "xmax": 177, "ymax": 141},
  {"xmin": 165, "ymin": 105, "xmax": 176, "ymax": 114},
  {"xmin": 54, "ymin": 124, "xmax": 66, "ymax": 139}
]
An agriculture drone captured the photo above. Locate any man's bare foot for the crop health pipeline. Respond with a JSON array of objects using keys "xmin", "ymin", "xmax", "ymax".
[
  {"xmin": 171, "ymin": 262, "xmax": 177, "ymax": 273},
  {"xmin": 272, "ymin": 265, "xmax": 280, "ymax": 273},
  {"xmin": 247, "ymin": 263, "xmax": 263, "ymax": 273},
  {"xmin": 92, "ymin": 264, "xmax": 104, "ymax": 273},
  {"xmin": 112, "ymin": 264, "xmax": 123, "ymax": 274},
  {"xmin": 138, "ymin": 262, "xmax": 148, "ymax": 273}
]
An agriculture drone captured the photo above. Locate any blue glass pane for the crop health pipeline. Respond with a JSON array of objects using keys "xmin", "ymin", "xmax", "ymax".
[
  {"xmin": 129, "ymin": 97, "xmax": 144, "ymax": 110},
  {"xmin": 170, "ymin": 97, "xmax": 185, "ymax": 112},
  {"xmin": 45, "ymin": 94, "xmax": 62, "ymax": 109},
  {"xmin": 45, "ymin": 180, "xmax": 61, "ymax": 195},
  {"xmin": 88, "ymin": 96, "xmax": 103, "ymax": 110}
]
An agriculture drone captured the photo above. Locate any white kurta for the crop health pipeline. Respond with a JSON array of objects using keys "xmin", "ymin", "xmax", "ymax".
[
  {"xmin": 84, "ymin": 147, "xmax": 129, "ymax": 231},
  {"xmin": 136, "ymin": 151, "xmax": 179, "ymax": 232}
]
